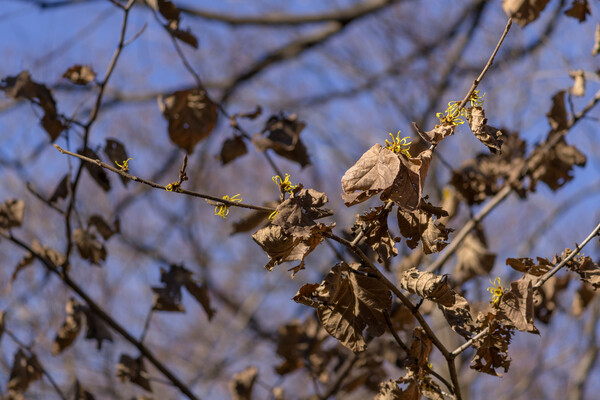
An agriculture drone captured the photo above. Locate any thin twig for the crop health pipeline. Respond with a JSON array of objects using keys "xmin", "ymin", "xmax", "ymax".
[{"xmin": 53, "ymin": 144, "xmax": 277, "ymax": 213}]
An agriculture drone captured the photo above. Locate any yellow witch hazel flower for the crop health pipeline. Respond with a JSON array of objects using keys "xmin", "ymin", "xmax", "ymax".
[
  {"xmin": 436, "ymin": 101, "xmax": 465, "ymax": 128},
  {"xmin": 115, "ymin": 158, "xmax": 133, "ymax": 173},
  {"xmin": 272, "ymin": 174, "xmax": 297, "ymax": 195},
  {"xmin": 215, "ymin": 194, "xmax": 242, "ymax": 218},
  {"xmin": 487, "ymin": 277, "xmax": 504, "ymax": 305},
  {"xmin": 385, "ymin": 131, "xmax": 412, "ymax": 158},
  {"xmin": 469, "ymin": 90, "xmax": 485, "ymax": 108}
]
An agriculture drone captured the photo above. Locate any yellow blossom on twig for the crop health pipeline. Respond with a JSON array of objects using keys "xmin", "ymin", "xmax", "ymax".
[
  {"xmin": 469, "ymin": 90, "xmax": 486, "ymax": 107},
  {"xmin": 268, "ymin": 210, "xmax": 279, "ymax": 221},
  {"xmin": 215, "ymin": 194, "xmax": 242, "ymax": 218},
  {"xmin": 436, "ymin": 101, "xmax": 464, "ymax": 128},
  {"xmin": 385, "ymin": 131, "xmax": 412, "ymax": 158},
  {"xmin": 272, "ymin": 174, "xmax": 297, "ymax": 195},
  {"xmin": 487, "ymin": 277, "xmax": 504, "ymax": 305},
  {"xmin": 165, "ymin": 181, "xmax": 183, "ymax": 193},
  {"xmin": 115, "ymin": 158, "xmax": 133, "ymax": 173}
]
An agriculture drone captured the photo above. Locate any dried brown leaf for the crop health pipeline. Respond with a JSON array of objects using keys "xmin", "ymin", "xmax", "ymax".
[
  {"xmin": 570, "ymin": 70, "xmax": 585, "ymax": 97},
  {"xmin": 397, "ymin": 207, "xmax": 451, "ymax": 254},
  {"xmin": 341, "ymin": 144, "xmax": 399, "ymax": 206},
  {"xmin": 184, "ymin": 280, "xmax": 215, "ymax": 320},
  {"xmin": 253, "ymin": 114, "xmax": 310, "ymax": 167},
  {"xmin": 383, "ymin": 149, "xmax": 432, "ymax": 211},
  {"xmin": 104, "ymin": 138, "xmax": 129, "ymax": 185},
  {"xmin": 399, "ymin": 268, "xmax": 455, "ymax": 307},
  {"xmin": 79, "ymin": 147, "xmax": 111, "ymax": 191},
  {"xmin": 169, "ymin": 26, "xmax": 199, "ymax": 48},
  {"xmin": 546, "ymin": 90, "xmax": 568, "ymax": 131},
  {"xmin": 454, "ymin": 233, "xmax": 496, "ymax": 284},
  {"xmin": 220, "ymin": 135, "xmax": 248, "ymax": 165},
  {"xmin": 352, "ymin": 206, "xmax": 399, "ymax": 264},
  {"xmin": 229, "ymin": 366, "xmax": 258, "ymax": 400},
  {"xmin": 1, "ymin": 71, "xmax": 65, "ymax": 140},
  {"xmin": 506, "ymin": 256, "xmax": 552, "ymax": 276},
  {"xmin": 0, "ymin": 199, "xmax": 25, "ymax": 230},
  {"xmin": 439, "ymin": 293, "xmax": 477, "ymax": 339},
  {"xmin": 293, "ymin": 262, "xmax": 392, "ymax": 353},
  {"xmin": 502, "ymin": 0, "xmax": 550, "ymax": 27},
  {"xmin": 466, "ymin": 107, "xmax": 503, "ymax": 154},
  {"xmin": 117, "ymin": 354, "xmax": 152, "ymax": 392},
  {"xmin": 53, "ymin": 298, "xmax": 83, "ymax": 355},
  {"xmin": 73, "ymin": 229, "xmax": 106, "ymax": 265},
  {"xmin": 49, "ymin": 174, "xmax": 70, "ymax": 203},
  {"xmin": 572, "ymin": 282, "xmax": 595, "ymax": 317},
  {"xmin": 497, "ymin": 277, "xmax": 539, "ymax": 333},
  {"xmin": 528, "ymin": 134, "xmax": 586, "ymax": 191},
  {"xmin": 275, "ymin": 317, "xmax": 328, "ymax": 375},
  {"xmin": 562, "ymin": 250, "xmax": 600, "ymax": 289},
  {"xmin": 470, "ymin": 318, "xmax": 512, "ymax": 376},
  {"xmin": 412, "ymin": 122, "xmax": 454, "ymax": 145},
  {"xmin": 83, "ymin": 308, "xmax": 113, "ymax": 349},
  {"xmin": 31, "ymin": 240, "xmax": 67, "ymax": 268},
  {"xmin": 7, "ymin": 349, "xmax": 42, "ymax": 395},
  {"xmin": 564, "ymin": 0, "xmax": 591, "ymax": 22},
  {"xmin": 62, "ymin": 65, "xmax": 96, "ymax": 85},
  {"xmin": 375, "ymin": 378, "xmax": 419, "ymax": 400},
  {"xmin": 159, "ymin": 88, "xmax": 218, "ymax": 154},
  {"xmin": 88, "ymin": 215, "xmax": 117, "ymax": 240}
]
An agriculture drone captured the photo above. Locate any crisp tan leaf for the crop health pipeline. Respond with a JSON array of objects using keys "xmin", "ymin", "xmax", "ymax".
[
  {"xmin": 341, "ymin": 144, "xmax": 399, "ymax": 206},
  {"xmin": 0, "ymin": 199, "xmax": 25, "ymax": 230},
  {"xmin": 31, "ymin": 240, "xmax": 67, "ymax": 268},
  {"xmin": 117, "ymin": 354, "xmax": 152, "ymax": 392},
  {"xmin": 274, "ymin": 317, "xmax": 328, "ymax": 376},
  {"xmin": 562, "ymin": 250, "xmax": 600, "ymax": 289},
  {"xmin": 382, "ymin": 149, "xmax": 432, "ymax": 211},
  {"xmin": 159, "ymin": 88, "xmax": 218, "ymax": 154},
  {"xmin": 293, "ymin": 262, "xmax": 392, "ymax": 352},
  {"xmin": 502, "ymin": 0, "xmax": 550, "ymax": 27},
  {"xmin": 79, "ymin": 148, "xmax": 111, "ymax": 192},
  {"xmin": 375, "ymin": 378, "xmax": 419, "ymax": 400},
  {"xmin": 397, "ymin": 207, "xmax": 451, "ymax": 254},
  {"xmin": 466, "ymin": 107, "xmax": 503, "ymax": 154},
  {"xmin": 1, "ymin": 71, "xmax": 65, "ymax": 140},
  {"xmin": 220, "ymin": 135, "xmax": 248, "ymax": 165},
  {"xmin": 497, "ymin": 277, "xmax": 539, "ymax": 333},
  {"xmin": 570, "ymin": 70, "xmax": 585, "ymax": 97},
  {"xmin": 399, "ymin": 268, "xmax": 455, "ymax": 307},
  {"xmin": 454, "ymin": 233, "xmax": 496, "ymax": 284},
  {"xmin": 253, "ymin": 114, "xmax": 310, "ymax": 167},
  {"xmin": 572, "ymin": 282, "xmax": 595, "ymax": 317},
  {"xmin": 534, "ymin": 275, "xmax": 569, "ymax": 323},
  {"xmin": 412, "ymin": 122, "xmax": 454, "ymax": 145},
  {"xmin": 62, "ymin": 65, "xmax": 96, "ymax": 85},
  {"xmin": 73, "ymin": 229, "xmax": 106, "ymax": 265},
  {"xmin": 564, "ymin": 0, "xmax": 591, "ymax": 22},
  {"xmin": 506, "ymin": 256, "xmax": 552, "ymax": 276},
  {"xmin": 83, "ymin": 308, "xmax": 113, "ymax": 349},
  {"xmin": 352, "ymin": 205, "xmax": 399, "ymax": 264},
  {"xmin": 546, "ymin": 90, "xmax": 568, "ymax": 131},
  {"xmin": 229, "ymin": 366, "xmax": 258, "ymax": 400},
  {"xmin": 407, "ymin": 327, "xmax": 432, "ymax": 368},
  {"xmin": 528, "ymin": 134, "xmax": 586, "ymax": 191},
  {"xmin": 439, "ymin": 293, "xmax": 477, "ymax": 339},
  {"xmin": 184, "ymin": 280, "xmax": 215, "ymax": 320},
  {"xmin": 470, "ymin": 317, "xmax": 512, "ymax": 376},
  {"xmin": 53, "ymin": 298, "xmax": 83, "ymax": 355},
  {"xmin": 7, "ymin": 349, "xmax": 42, "ymax": 395}
]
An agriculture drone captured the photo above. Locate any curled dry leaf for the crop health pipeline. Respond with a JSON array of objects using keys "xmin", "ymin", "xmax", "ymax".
[
  {"xmin": 496, "ymin": 277, "xmax": 539, "ymax": 333},
  {"xmin": 407, "ymin": 327, "xmax": 432, "ymax": 369},
  {"xmin": 229, "ymin": 366, "xmax": 258, "ymax": 400},
  {"xmin": 412, "ymin": 122, "xmax": 454, "ymax": 145},
  {"xmin": 159, "ymin": 88, "xmax": 218, "ymax": 154},
  {"xmin": 220, "ymin": 135, "xmax": 248, "ymax": 165},
  {"xmin": 253, "ymin": 188, "xmax": 334, "ymax": 276},
  {"xmin": 382, "ymin": 148, "xmax": 432, "ymax": 211},
  {"xmin": 546, "ymin": 90, "xmax": 568, "ymax": 131},
  {"xmin": 470, "ymin": 317, "xmax": 512, "ymax": 376},
  {"xmin": 466, "ymin": 107, "xmax": 503, "ymax": 154},
  {"xmin": 561, "ymin": 249, "xmax": 600, "ymax": 289},
  {"xmin": 0, "ymin": 71, "xmax": 65, "ymax": 140},
  {"xmin": 7, "ymin": 349, "xmax": 42, "ymax": 396},
  {"xmin": 528, "ymin": 134, "xmax": 586, "ymax": 191},
  {"xmin": 399, "ymin": 268, "xmax": 455, "ymax": 307},
  {"xmin": 103, "ymin": 138, "xmax": 129, "ymax": 186},
  {"xmin": 570, "ymin": 70, "xmax": 585, "ymax": 97},
  {"xmin": 252, "ymin": 114, "xmax": 310, "ymax": 167},
  {"xmin": 73, "ymin": 229, "xmax": 106, "ymax": 265},
  {"xmin": 352, "ymin": 205, "xmax": 399, "ymax": 265},
  {"xmin": 0, "ymin": 199, "xmax": 25, "ymax": 229},
  {"xmin": 341, "ymin": 144, "xmax": 400, "ymax": 206},
  {"xmin": 274, "ymin": 316, "xmax": 329, "ymax": 376},
  {"xmin": 83, "ymin": 308, "xmax": 113, "ymax": 349},
  {"xmin": 564, "ymin": 0, "xmax": 591, "ymax": 22},
  {"xmin": 79, "ymin": 147, "xmax": 111, "ymax": 192},
  {"xmin": 502, "ymin": 0, "xmax": 550, "ymax": 27},
  {"xmin": 116, "ymin": 354, "xmax": 152, "ymax": 392},
  {"xmin": 88, "ymin": 215, "xmax": 119, "ymax": 240},
  {"xmin": 53, "ymin": 298, "xmax": 83, "ymax": 355},
  {"xmin": 157, "ymin": 0, "xmax": 199, "ymax": 48},
  {"xmin": 375, "ymin": 378, "xmax": 419, "ymax": 400},
  {"xmin": 506, "ymin": 256, "xmax": 552, "ymax": 276},
  {"xmin": 49, "ymin": 174, "xmax": 70, "ymax": 204},
  {"xmin": 454, "ymin": 233, "xmax": 496, "ymax": 284},
  {"xmin": 397, "ymin": 204, "xmax": 452, "ymax": 254},
  {"xmin": 151, "ymin": 264, "xmax": 215, "ymax": 318},
  {"xmin": 572, "ymin": 282, "xmax": 595, "ymax": 317},
  {"xmin": 293, "ymin": 262, "xmax": 392, "ymax": 353},
  {"xmin": 62, "ymin": 65, "xmax": 96, "ymax": 85},
  {"xmin": 31, "ymin": 239, "xmax": 67, "ymax": 268},
  {"xmin": 439, "ymin": 293, "xmax": 477, "ymax": 339}
]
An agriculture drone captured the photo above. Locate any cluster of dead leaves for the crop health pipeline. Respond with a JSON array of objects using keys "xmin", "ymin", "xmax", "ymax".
[
  {"xmin": 252, "ymin": 113, "xmax": 311, "ymax": 167},
  {"xmin": 155, "ymin": 0, "xmax": 199, "ymax": 48},
  {"xmin": 151, "ymin": 264, "xmax": 215, "ymax": 319},
  {"xmin": 293, "ymin": 262, "xmax": 392, "ymax": 353},
  {"xmin": 253, "ymin": 187, "xmax": 334, "ymax": 276}
]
